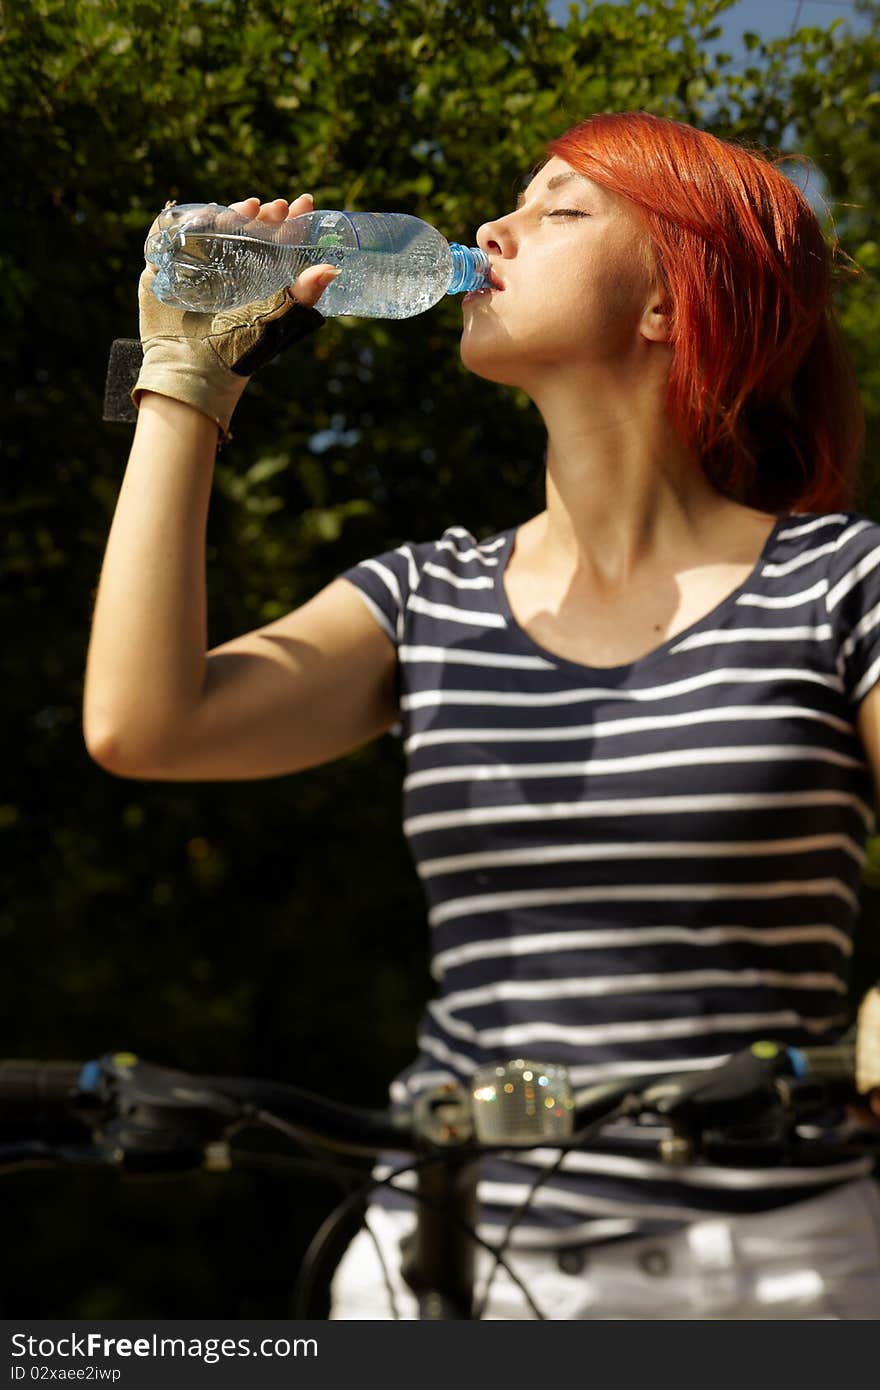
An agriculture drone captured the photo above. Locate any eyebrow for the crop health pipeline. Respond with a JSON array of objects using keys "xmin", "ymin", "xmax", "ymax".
[{"xmin": 515, "ymin": 171, "xmax": 589, "ymax": 209}]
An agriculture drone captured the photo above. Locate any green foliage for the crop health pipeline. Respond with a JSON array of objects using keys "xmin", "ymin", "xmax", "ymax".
[{"xmin": 2, "ymin": 0, "xmax": 880, "ymax": 1316}]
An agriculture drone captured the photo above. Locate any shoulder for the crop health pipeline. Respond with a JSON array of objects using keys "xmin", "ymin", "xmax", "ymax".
[
  {"xmin": 779, "ymin": 509, "xmax": 880, "ymax": 548},
  {"xmin": 801, "ymin": 511, "xmax": 880, "ymax": 612},
  {"xmin": 336, "ymin": 522, "xmax": 512, "ymax": 652},
  {"xmin": 340, "ymin": 522, "xmax": 509, "ymax": 597},
  {"xmin": 426, "ymin": 524, "xmax": 510, "ymax": 568},
  {"xmin": 766, "ymin": 511, "xmax": 880, "ymax": 588}
]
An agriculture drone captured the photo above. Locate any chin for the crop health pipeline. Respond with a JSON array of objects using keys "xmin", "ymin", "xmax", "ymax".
[{"xmin": 458, "ymin": 341, "xmax": 528, "ymax": 389}]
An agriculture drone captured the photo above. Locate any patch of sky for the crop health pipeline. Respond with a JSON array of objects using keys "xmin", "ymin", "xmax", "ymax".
[{"xmin": 309, "ymin": 415, "xmax": 362, "ymax": 453}]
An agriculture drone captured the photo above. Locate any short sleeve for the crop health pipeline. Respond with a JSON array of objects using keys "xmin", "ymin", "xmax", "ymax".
[
  {"xmin": 825, "ymin": 514, "xmax": 880, "ymax": 709},
  {"xmin": 336, "ymin": 540, "xmax": 425, "ymax": 738},
  {"xmin": 337, "ymin": 542, "xmax": 424, "ymax": 647}
]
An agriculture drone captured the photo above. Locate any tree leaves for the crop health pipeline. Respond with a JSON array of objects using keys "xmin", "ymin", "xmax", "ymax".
[{"xmin": 3, "ymin": 0, "xmax": 880, "ymax": 1315}]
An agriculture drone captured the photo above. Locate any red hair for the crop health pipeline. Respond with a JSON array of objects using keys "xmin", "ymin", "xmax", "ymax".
[{"xmin": 543, "ymin": 111, "xmax": 866, "ymax": 514}]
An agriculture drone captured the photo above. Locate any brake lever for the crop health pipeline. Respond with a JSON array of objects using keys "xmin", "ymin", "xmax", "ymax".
[
  {"xmin": 73, "ymin": 1054, "xmax": 244, "ymax": 1174},
  {"xmin": 640, "ymin": 1048, "xmax": 784, "ymax": 1129},
  {"xmin": 639, "ymin": 1049, "xmax": 872, "ymax": 1167}
]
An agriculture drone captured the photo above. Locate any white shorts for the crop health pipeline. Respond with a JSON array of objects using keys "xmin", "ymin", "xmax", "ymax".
[{"xmin": 328, "ymin": 1177, "xmax": 880, "ymax": 1319}]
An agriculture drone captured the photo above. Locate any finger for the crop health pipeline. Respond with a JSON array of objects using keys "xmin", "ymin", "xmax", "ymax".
[
  {"xmin": 256, "ymin": 198, "xmax": 291, "ymax": 222},
  {"xmin": 287, "ymin": 192, "xmax": 314, "ymax": 218},
  {"xmin": 287, "ymin": 262, "xmax": 342, "ymax": 310},
  {"xmin": 228, "ymin": 197, "xmax": 260, "ymax": 216},
  {"xmin": 227, "ymin": 195, "xmax": 312, "ymax": 227},
  {"xmin": 216, "ymin": 198, "xmax": 260, "ymax": 234}
]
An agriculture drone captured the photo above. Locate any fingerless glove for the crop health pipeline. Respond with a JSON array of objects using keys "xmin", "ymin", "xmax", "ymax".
[{"xmin": 103, "ymin": 214, "xmax": 329, "ymax": 446}]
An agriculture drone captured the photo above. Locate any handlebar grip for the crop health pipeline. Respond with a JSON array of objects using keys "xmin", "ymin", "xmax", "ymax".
[{"xmin": 0, "ymin": 1061, "xmax": 84, "ymax": 1125}]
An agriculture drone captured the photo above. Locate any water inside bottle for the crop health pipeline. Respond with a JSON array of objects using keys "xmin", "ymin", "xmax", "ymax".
[
  {"xmin": 149, "ymin": 230, "xmax": 322, "ymax": 312},
  {"xmin": 316, "ymin": 244, "xmax": 446, "ymax": 318},
  {"xmin": 147, "ymin": 214, "xmax": 463, "ymax": 316}
]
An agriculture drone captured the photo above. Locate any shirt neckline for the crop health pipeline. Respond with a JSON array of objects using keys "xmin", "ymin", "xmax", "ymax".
[{"xmin": 492, "ymin": 513, "xmax": 791, "ymax": 681}]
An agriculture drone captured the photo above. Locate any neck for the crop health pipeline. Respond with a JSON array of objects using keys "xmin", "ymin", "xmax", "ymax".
[
  {"xmin": 523, "ymin": 352, "xmax": 736, "ymax": 590},
  {"xmin": 534, "ymin": 435, "xmax": 731, "ymax": 593}
]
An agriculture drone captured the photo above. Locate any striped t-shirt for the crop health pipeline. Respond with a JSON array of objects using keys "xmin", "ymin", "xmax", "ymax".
[{"xmin": 338, "ymin": 509, "xmax": 880, "ymax": 1249}]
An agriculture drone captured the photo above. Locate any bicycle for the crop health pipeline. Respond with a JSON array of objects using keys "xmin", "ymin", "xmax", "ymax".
[{"xmin": 1, "ymin": 997, "xmax": 879, "ymax": 1320}]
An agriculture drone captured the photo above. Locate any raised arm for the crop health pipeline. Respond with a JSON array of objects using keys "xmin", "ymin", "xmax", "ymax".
[{"xmin": 83, "ymin": 196, "xmax": 397, "ymax": 781}]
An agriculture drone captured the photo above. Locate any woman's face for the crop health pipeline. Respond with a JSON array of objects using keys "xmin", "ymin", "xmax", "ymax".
[{"xmin": 460, "ymin": 156, "xmax": 667, "ymax": 391}]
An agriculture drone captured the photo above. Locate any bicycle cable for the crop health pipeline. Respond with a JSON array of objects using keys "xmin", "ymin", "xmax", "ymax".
[
  {"xmin": 279, "ymin": 1137, "xmax": 546, "ymax": 1319},
  {"xmin": 255, "ymin": 1107, "xmax": 399, "ymax": 1318},
  {"xmin": 290, "ymin": 1099, "xmax": 642, "ymax": 1321},
  {"xmin": 258, "ymin": 1087, "xmax": 654, "ymax": 1318},
  {"xmin": 471, "ymin": 1096, "xmax": 641, "ymax": 1319}
]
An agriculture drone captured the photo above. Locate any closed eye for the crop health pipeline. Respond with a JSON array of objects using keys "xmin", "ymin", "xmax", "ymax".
[{"xmin": 548, "ymin": 209, "xmax": 588, "ymax": 218}]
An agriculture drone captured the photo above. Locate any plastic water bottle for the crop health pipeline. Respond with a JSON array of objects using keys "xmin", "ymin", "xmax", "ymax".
[{"xmin": 145, "ymin": 203, "xmax": 492, "ymax": 318}]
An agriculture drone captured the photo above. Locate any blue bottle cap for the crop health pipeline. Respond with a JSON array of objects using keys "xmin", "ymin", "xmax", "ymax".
[{"xmin": 447, "ymin": 244, "xmax": 491, "ymax": 294}]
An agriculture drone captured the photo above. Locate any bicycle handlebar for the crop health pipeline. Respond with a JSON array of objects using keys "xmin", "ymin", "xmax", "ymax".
[
  {"xmin": 0, "ymin": 1040, "xmax": 875, "ymax": 1174},
  {"xmin": 0, "ymin": 1053, "xmax": 631, "ymax": 1165},
  {"xmin": 1, "ymin": 1041, "xmax": 877, "ymax": 1320}
]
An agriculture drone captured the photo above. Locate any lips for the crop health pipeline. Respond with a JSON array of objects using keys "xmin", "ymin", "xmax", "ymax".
[{"xmin": 463, "ymin": 266, "xmax": 505, "ymax": 305}]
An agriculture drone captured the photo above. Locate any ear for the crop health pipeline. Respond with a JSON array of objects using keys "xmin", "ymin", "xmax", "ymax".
[{"xmin": 640, "ymin": 295, "xmax": 674, "ymax": 344}]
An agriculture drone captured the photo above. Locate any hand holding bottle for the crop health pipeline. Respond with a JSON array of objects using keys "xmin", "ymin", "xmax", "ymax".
[{"xmin": 132, "ymin": 193, "xmax": 341, "ymax": 443}]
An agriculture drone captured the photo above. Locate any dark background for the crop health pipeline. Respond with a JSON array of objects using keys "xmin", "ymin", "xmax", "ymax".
[{"xmin": 2, "ymin": 0, "xmax": 880, "ymax": 1316}]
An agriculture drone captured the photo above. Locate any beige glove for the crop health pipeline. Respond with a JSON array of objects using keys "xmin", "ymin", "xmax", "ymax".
[{"xmin": 131, "ymin": 195, "xmax": 340, "ymax": 445}]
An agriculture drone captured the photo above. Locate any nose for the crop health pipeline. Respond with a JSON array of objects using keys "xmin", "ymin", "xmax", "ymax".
[{"xmin": 476, "ymin": 213, "xmax": 514, "ymax": 259}]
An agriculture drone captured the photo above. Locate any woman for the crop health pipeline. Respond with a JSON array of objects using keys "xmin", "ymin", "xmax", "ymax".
[{"xmin": 84, "ymin": 111, "xmax": 880, "ymax": 1318}]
